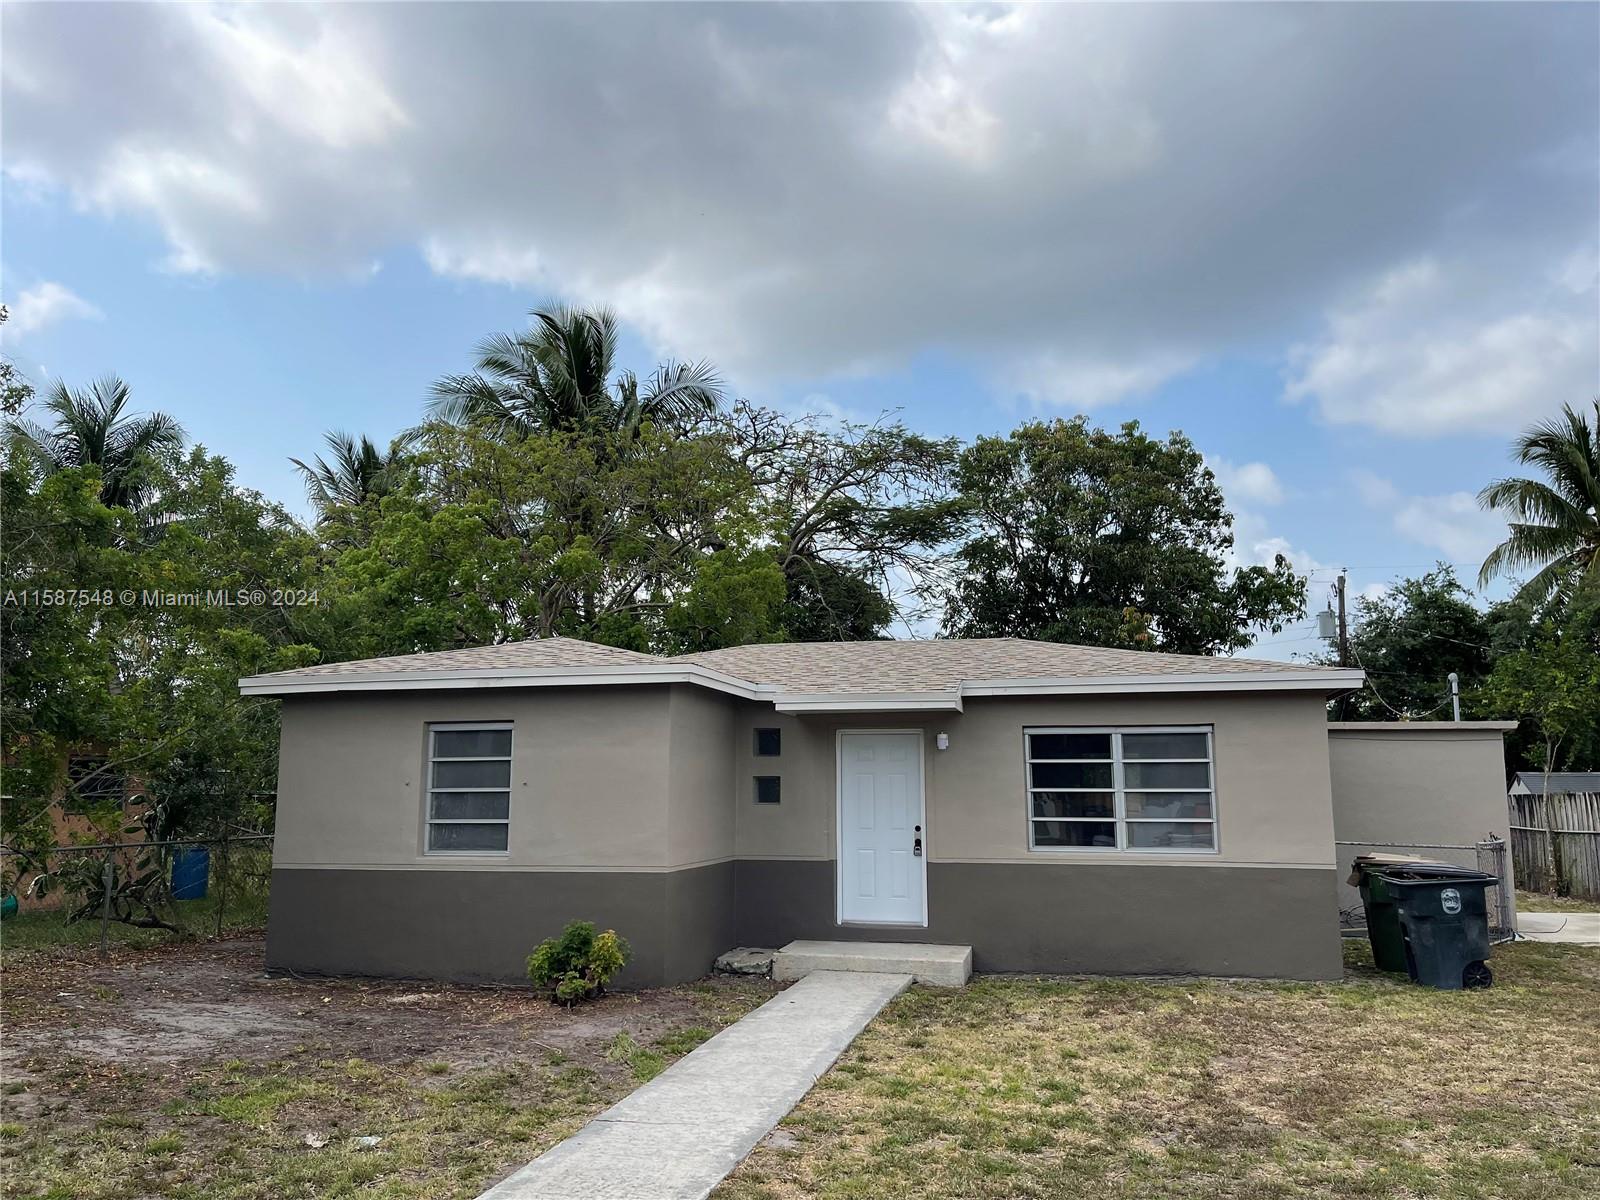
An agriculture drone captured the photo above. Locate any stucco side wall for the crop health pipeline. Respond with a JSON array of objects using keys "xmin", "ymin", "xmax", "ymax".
[
  {"xmin": 272, "ymin": 687, "xmax": 674, "ymax": 869},
  {"xmin": 731, "ymin": 692, "xmax": 1336, "ymax": 869},
  {"xmin": 1328, "ymin": 726, "xmax": 1515, "ymax": 899},
  {"xmin": 665, "ymin": 685, "xmax": 738, "ymax": 868}
]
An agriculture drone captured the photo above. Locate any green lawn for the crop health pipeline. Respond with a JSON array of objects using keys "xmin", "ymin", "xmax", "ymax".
[
  {"xmin": 1519, "ymin": 889, "xmax": 1600, "ymax": 914},
  {"xmin": 1, "ymin": 887, "xmax": 271, "ymax": 952},
  {"xmin": 718, "ymin": 941, "xmax": 1600, "ymax": 1200}
]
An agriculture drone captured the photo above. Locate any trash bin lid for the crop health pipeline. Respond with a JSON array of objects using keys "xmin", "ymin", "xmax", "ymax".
[
  {"xmin": 1348, "ymin": 854, "xmax": 1481, "ymax": 886},
  {"xmin": 1374, "ymin": 868, "xmax": 1498, "ymax": 886}
]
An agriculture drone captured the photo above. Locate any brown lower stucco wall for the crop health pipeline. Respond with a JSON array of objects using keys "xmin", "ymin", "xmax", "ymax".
[
  {"xmin": 266, "ymin": 862, "xmax": 734, "ymax": 988},
  {"xmin": 736, "ymin": 859, "xmax": 1342, "ymax": 980}
]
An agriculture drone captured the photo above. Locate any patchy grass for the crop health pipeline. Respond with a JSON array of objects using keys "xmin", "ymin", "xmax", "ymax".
[
  {"xmin": 1519, "ymin": 889, "xmax": 1600, "ymax": 914},
  {"xmin": 718, "ymin": 942, "xmax": 1600, "ymax": 1200},
  {"xmin": 0, "ymin": 936, "xmax": 775, "ymax": 1199}
]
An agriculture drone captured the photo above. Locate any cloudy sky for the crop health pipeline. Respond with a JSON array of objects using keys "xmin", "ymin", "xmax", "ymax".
[{"xmin": 4, "ymin": 2, "xmax": 1597, "ymax": 655}]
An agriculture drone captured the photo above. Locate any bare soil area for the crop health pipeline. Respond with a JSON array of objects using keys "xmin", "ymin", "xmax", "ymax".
[{"xmin": 1, "ymin": 935, "xmax": 776, "ymax": 1199}]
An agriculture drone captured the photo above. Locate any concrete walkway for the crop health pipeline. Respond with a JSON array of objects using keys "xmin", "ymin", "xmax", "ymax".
[
  {"xmin": 1518, "ymin": 911, "xmax": 1600, "ymax": 945},
  {"xmin": 478, "ymin": 970, "xmax": 913, "ymax": 1200}
]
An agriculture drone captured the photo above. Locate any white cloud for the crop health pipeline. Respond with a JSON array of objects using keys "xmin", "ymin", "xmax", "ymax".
[
  {"xmin": 2, "ymin": 280, "xmax": 102, "ymax": 340},
  {"xmin": 1209, "ymin": 457, "xmax": 1285, "ymax": 507},
  {"xmin": 1351, "ymin": 471, "xmax": 1509, "ymax": 565},
  {"xmin": 1393, "ymin": 492, "xmax": 1507, "ymax": 563},
  {"xmin": 3, "ymin": 3, "xmax": 1595, "ymax": 396},
  {"xmin": 1286, "ymin": 253, "xmax": 1598, "ymax": 435}
]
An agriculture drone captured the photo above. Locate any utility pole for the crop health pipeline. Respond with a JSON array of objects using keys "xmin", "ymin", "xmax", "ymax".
[{"xmin": 1335, "ymin": 571, "xmax": 1350, "ymax": 668}]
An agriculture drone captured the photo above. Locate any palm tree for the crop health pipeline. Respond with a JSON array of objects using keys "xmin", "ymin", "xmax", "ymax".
[
  {"xmin": 290, "ymin": 431, "xmax": 407, "ymax": 522},
  {"xmin": 5, "ymin": 376, "xmax": 184, "ymax": 509},
  {"xmin": 427, "ymin": 305, "xmax": 724, "ymax": 438},
  {"xmin": 1478, "ymin": 400, "xmax": 1600, "ymax": 607}
]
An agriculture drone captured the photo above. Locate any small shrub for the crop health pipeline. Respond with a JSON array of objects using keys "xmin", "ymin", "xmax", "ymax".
[{"xmin": 526, "ymin": 921, "xmax": 630, "ymax": 1005}]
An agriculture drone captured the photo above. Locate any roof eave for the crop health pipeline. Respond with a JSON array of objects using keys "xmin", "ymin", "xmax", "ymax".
[
  {"xmin": 961, "ymin": 669, "xmax": 1364, "ymax": 697},
  {"xmin": 238, "ymin": 662, "xmax": 761, "ymax": 699},
  {"xmin": 772, "ymin": 691, "xmax": 964, "ymax": 714}
]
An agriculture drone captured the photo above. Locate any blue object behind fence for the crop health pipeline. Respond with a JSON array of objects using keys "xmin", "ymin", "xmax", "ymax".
[{"xmin": 172, "ymin": 846, "xmax": 210, "ymax": 900}]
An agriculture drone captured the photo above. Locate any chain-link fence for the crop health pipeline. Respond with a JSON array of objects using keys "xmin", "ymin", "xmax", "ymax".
[
  {"xmin": 1336, "ymin": 835, "xmax": 1516, "ymax": 944},
  {"xmin": 1, "ymin": 834, "xmax": 273, "ymax": 956}
]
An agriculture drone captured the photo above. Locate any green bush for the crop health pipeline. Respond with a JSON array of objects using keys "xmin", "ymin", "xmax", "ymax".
[{"xmin": 526, "ymin": 921, "xmax": 631, "ymax": 1005}]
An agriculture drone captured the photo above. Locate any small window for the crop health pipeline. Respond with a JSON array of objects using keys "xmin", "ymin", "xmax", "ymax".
[
  {"xmin": 65, "ymin": 756, "xmax": 127, "ymax": 813},
  {"xmin": 754, "ymin": 776, "xmax": 781, "ymax": 804},
  {"xmin": 1026, "ymin": 727, "xmax": 1215, "ymax": 853},
  {"xmin": 427, "ymin": 724, "xmax": 512, "ymax": 853},
  {"xmin": 754, "ymin": 728, "xmax": 782, "ymax": 757}
]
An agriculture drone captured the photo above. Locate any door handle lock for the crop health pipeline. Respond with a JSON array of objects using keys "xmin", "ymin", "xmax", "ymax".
[{"xmin": 913, "ymin": 824, "xmax": 923, "ymax": 857}]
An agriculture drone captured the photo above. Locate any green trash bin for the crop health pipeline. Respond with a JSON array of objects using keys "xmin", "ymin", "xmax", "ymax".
[
  {"xmin": 1350, "ymin": 856, "xmax": 1489, "ymax": 975},
  {"xmin": 1382, "ymin": 870, "xmax": 1497, "ymax": 990},
  {"xmin": 1356, "ymin": 867, "xmax": 1409, "ymax": 973}
]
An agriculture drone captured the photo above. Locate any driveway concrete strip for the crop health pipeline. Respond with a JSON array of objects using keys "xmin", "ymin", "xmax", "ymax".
[
  {"xmin": 477, "ymin": 969, "xmax": 913, "ymax": 1200},
  {"xmin": 1518, "ymin": 912, "xmax": 1600, "ymax": 945}
]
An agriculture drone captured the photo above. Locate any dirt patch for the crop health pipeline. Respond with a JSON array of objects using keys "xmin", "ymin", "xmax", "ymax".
[
  {"xmin": 2, "ymin": 936, "xmax": 762, "ymax": 1069},
  {"xmin": 0, "ymin": 935, "xmax": 778, "ymax": 1200}
]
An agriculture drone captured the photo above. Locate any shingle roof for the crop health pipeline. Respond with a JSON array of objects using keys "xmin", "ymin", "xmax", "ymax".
[
  {"xmin": 260, "ymin": 636, "xmax": 659, "ymax": 680},
  {"xmin": 1513, "ymin": 772, "xmax": 1600, "ymax": 796},
  {"xmin": 243, "ymin": 634, "xmax": 1352, "ymax": 702},
  {"xmin": 670, "ymin": 638, "xmax": 1317, "ymax": 694}
]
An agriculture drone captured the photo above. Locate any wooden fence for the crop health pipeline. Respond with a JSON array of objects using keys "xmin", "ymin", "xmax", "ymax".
[{"xmin": 1509, "ymin": 790, "xmax": 1600, "ymax": 902}]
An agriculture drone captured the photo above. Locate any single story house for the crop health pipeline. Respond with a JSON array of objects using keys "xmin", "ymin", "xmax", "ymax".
[
  {"xmin": 1509, "ymin": 771, "xmax": 1600, "ymax": 797},
  {"xmin": 244, "ymin": 636, "xmax": 1389, "ymax": 985}
]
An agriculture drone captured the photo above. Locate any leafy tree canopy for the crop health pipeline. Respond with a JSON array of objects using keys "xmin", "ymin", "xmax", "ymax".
[
  {"xmin": 1479, "ymin": 399, "xmax": 1600, "ymax": 608},
  {"xmin": 942, "ymin": 418, "xmax": 1306, "ymax": 654},
  {"xmin": 1321, "ymin": 566, "xmax": 1494, "ymax": 720}
]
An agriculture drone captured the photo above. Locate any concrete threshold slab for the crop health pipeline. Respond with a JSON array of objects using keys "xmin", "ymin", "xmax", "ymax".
[
  {"xmin": 476, "ymin": 970, "xmax": 912, "ymax": 1200},
  {"xmin": 774, "ymin": 939, "xmax": 973, "ymax": 987}
]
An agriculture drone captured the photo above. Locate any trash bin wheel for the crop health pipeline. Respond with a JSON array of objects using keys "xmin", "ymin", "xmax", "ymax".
[{"xmin": 1462, "ymin": 961, "xmax": 1493, "ymax": 990}]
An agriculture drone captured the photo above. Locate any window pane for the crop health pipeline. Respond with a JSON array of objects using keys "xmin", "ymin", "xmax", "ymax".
[
  {"xmin": 754, "ymin": 776, "xmax": 781, "ymax": 804},
  {"xmin": 433, "ymin": 729, "xmax": 512, "ymax": 758},
  {"xmin": 1032, "ymin": 820, "xmax": 1117, "ymax": 848},
  {"xmin": 428, "ymin": 822, "xmax": 509, "ymax": 852},
  {"xmin": 1029, "ymin": 733, "xmax": 1111, "ymax": 760},
  {"xmin": 754, "ymin": 728, "xmax": 782, "ymax": 757},
  {"xmin": 432, "ymin": 759, "xmax": 511, "ymax": 789},
  {"xmin": 430, "ymin": 791, "xmax": 511, "ymax": 821},
  {"xmin": 1127, "ymin": 821, "xmax": 1214, "ymax": 850},
  {"xmin": 1125, "ymin": 792, "xmax": 1213, "ymax": 819},
  {"xmin": 1123, "ymin": 761, "xmax": 1210, "ymax": 790},
  {"xmin": 1030, "ymin": 761, "xmax": 1114, "ymax": 789},
  {"xmin": 1032, "ymin": 791, "xmax": 1115, "ymax": 819},
  {"xmin": 1122, "ymin": 732, "xmax": 1208, "ymax": 760}
]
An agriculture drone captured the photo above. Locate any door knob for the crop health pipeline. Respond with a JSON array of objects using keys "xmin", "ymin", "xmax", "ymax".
[{"xmin": 913, "ymin": 824, "xmax": 923, "ymax": 857}]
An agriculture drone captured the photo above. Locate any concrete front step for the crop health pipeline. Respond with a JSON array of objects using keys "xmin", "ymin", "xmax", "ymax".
[{"xmin": 773, "ymin": 939, "xmax": 972, "ymax": 987}]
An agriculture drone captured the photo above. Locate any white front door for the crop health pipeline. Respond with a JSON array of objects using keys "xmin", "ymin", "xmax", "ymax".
[{"xmin": 838, "ymin": 731, "xmax": 926, "ymax": 925}]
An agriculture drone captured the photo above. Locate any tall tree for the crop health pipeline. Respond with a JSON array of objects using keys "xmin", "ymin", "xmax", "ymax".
[
  {"xmin": 5, "ymin": 376, "xmax": 184, "ymax": 510},
  {"xmin": 719, "ymin": 401, "xmax": 963, "ymax": 639},
  {"xmin": 1482, "ymin": 593, "xmax": 1600, "ymax": 778},
  {"xmin": 315, "ymin": 421, "xmax": 783, "ymax": 657},
  {"xmin": 1319, "ymin": 566, "xmax": 1493, "ymax": 719},
  {"xmin": 942, "ymin": 418, "xmax": 1305, "ymax": 654},
  {"xmin": 428, "ymin": 305, "xmax": 723, "ymax": 438},
  {"xmin": 0, "ymin": 306, "xmax": 35, "ymax": 418},
  {"xmin": 1478, "ymin": 400, "xmax": 1600, "ymax": 607},
  {"xmin": 291, "ymin": 431, "xmax": 405, "ymax": 515}
]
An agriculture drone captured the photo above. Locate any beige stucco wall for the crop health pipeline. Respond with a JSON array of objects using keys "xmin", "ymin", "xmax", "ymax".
[
  {"xmin": 1327, "ymin": 726, "xmax": 1514, "ymax": 892},
  {"xmin": 665, "ymin": 686, "xmax": 738, "ymax": 867},
  {"xmin": 731, "ymin": 691, "xmax": 1337, "ymax": 870},
  {"xmin": 273, "ymin": 686, "xmax": 677, "ymax": 870},
  {"xmin": 274, "ymin": 684, "xmax": 1339, "ymax": 876}
]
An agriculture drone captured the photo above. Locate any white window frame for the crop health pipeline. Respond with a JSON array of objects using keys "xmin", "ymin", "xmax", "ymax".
[
  {"xmin": 425, "ymin": 721, "xmax": 513, "ymax": 856},
  {"xmin": 1025, "ymin": 725, "xmax": 1217, "ymax": 855}
]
